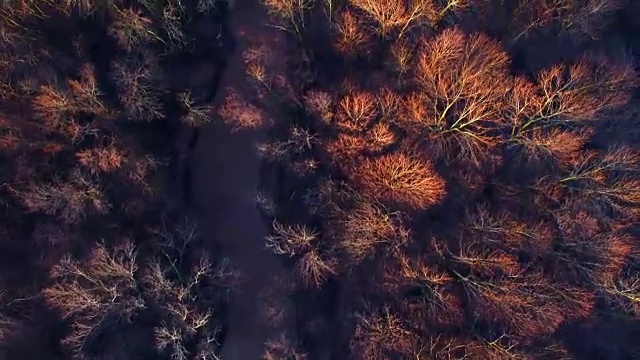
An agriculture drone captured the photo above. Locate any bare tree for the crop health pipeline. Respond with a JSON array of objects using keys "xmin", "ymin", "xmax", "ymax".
[
  {"xmin": 266, "ymin": 221, "xmax": 317, "ymax": 256},
  {"xmin": 350, "ymin": 152, "xmax": 446, "ymax": 210},
  {"xmin": 304, "ymin": 90, "xmax": 334, "ymax": 125},
  {"xmin": 549, "ymin": 206, "xmax": 635, "ymax": 284},
  {"xmin": 350, "ymin": 309, "xmax": 419, "ymax": 359},
  {"xmin": 502, "ymin": 0, "xmax": 625, "ymax": 40},
  {"xmin": 562, "ymin": 0, "xmax": 625, "ymax": 38},
  {"xmin": 555, "ymin": 147, "xmax": 640, "ymax": 219},
  {"xmin": 32, "ymin": 83, "xmax": 74, "ymax": 129},
  {"xmin": 68, "ymin": 64, "xmax": 107, "ymax": 115},
  {"xmin": 334, "ymin": 92, "xmax": 378, "ymax": 132},
  {"xmin": 146, "ymin": 218, "xmax": 234, "ymax": 360},
  {"xmin": 76, "ymin": 145, "xmax": 123, "ymax": 174},
  {"xmin": 334, "ymin": 9, "xmax": 373, "ymax": 57},
  {"xmin": 325, "ymin": 122, "xmax": 397, "ymax": 166},
  {"xmin": 42, "ymin": 240, "xmax": 143, "ymax": 356},
  {"xmin": 509, "ymin": 57, "xmax": 635, "ymax": 141},
  {"xmin": 405, "ymin": 28, "xmax": 511, "ymax": 158},
  {"xmin": 510, "ymin": 127, "xmax": 592, "ymax": 169},
  {"xmin": 39, "ymin": 216, "xmax": 232, "ymax": 359},
  {"xmin": 464, "ymin": 205, "xmax": 554, "ymax": 256},
  {"xmin": 329, "ymin": 200, "xmax": 408, "ymax": 264},
  {"xmin": 384, "ymin": 251, "xmax": 464, "ymax": 328},
  {"xmin": 598, "ymin": 266, "xmax": 640, "ymax": 316},
  {"xmin": 263, "ymin": 0, "xmax": 313, "ymax": 34},
  {"xmin": 178, "ymin": 92, "xmax": 213, "ymax": 127},
  {"xmin": 14, "ymin": 169, "xmax": 111, "ymax": 223},
  {"xmin": 349, "ymin": 0, "xmax": 438, "ymax": 37},
  {"xmin": 263, "ymin": 332, "xmax": 307, "ymax": 360},
  {"xmin": 296, "ymin": 250, "xmax": 336, "ymax": 288},
  {"xmin": 108, "ymin": 7, "xmax": 158, "ymax": 50},
  {"xmin": 32, "ymin": 64, "xmax": 107, "ymax": 130},
  {"xmin": 467, "ymin": 273, "xmax": 593, "ymax": 338},
  {"xmin": 218, "ymin": 89, "xmax": 266, "ymax": 131},
  {"xmin": 112, "ymin": 55, "xmax": 165, "ymax": 122},
  {"xmin": 161, "ymin": 1, "xmax": 188, "ymax": 50},
  {"xmin": 0, "ymin": 291, "xmax": 28, "ymax": 347},
  {"xmin": 389, "ymin": 38, "xmax": 414, "ymax": 77}
]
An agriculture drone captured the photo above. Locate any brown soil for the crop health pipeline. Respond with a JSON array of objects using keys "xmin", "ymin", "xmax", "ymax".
[{"xmin": 189, "ymin": 1, "xmax": 288, "ymax": 359}]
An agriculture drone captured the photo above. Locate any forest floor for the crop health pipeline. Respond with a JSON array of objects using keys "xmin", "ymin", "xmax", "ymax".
[{"xmin": 189, "ymin": 1, "xmax": 289, "ymax": 359}]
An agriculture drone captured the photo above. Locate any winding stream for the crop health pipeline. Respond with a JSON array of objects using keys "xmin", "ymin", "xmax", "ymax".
[{"xmin": 189, "ymin": 1, "xmax": 288, "ymax": 358}]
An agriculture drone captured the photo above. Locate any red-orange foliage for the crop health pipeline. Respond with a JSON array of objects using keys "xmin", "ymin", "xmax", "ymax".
[
  {"xmin": 350, "ymin": 309, "xmax": 419, "ymax": 359},
  {"xmin": 376, "ymin": 88, "xmax": 401, "ymax": 120},
  {"xmin": 389, "ymin": 39, "xmax": 414, "ymax": 76},
  {"xmin": 32, "ymin": 65, "xmax": 106, "ymax": 131},
  {"xmin": 255, "ymin": 3, "xmax": 640, "ymax": 359},
  {"xmin": 32, "ymin": 84, "xmax": 72, "ymax": 128},
  {"xmin": 554, "ymin": 146, "xmax": 640, "ymax": 219},
  {"xmin": 515, "ymin": 127, "xmax": 592, "ymax": 167},
  {"xmin": 43, "ymin": 241, "xmax": 142, "ymax": 353},
  {"xmin": 536, "ymin": 58, "xmax": 634, "ymax": 120},
  {"xmin": 67, "ymin": 64, "xmax": 106, "ymax": 114},
  {"xmin": 325, "ymin": 122, "xmax": 396, "ymax": 163},
  {"xmin": 325, "ymin": 132, "xmax": 368, "ymax": 163},
  {"xmin": 41, "ymin": 142, "xmax": 65, "ymax": 154},
  {"xmin": 470, "ymin": 273, "xmax": 594, "ymax": 338},
  {"xmin": 304, "ymin": 91, "xmax": 334, "ymax": 125},
  {"xmin": 218, "ymin": 89, "xmax": 266, "ymax": 131},
  {"xmin": 335, "ymin": 92, "xmax": 378, "ymax": 132},
  {"xmin": 350, "ymin": 152, "xmax": 445, "ymax": 210},
  {"xmin": 244, "ymin": 43, "xmax": 290, "ymax": 95},
  {"xmin": 76, "ymin": 146, "xmax": 123, "ymax": 173},
  {"xmin": 334, "ymin": 10, "xmax": 373, "ymax": 56},
  {"xmin": 15, "ymin": 170, "xmax": 110, "ymax": 224},
  {"xmin": 329, "ymin": 200, "xmax": 409, "ymax": 264},
  {"xmin": 108, "ymin": 8, "xmax": 155, "ymax": 50},
  {"xmin": 374, "ymin": 28, "xmax": 514, "ymax": 163},
  {"xmin": 349, "ymin": 0, "xmax": 438, "ymax": 36}
]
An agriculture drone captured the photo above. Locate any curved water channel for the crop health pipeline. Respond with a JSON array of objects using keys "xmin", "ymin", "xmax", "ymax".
[{"xmin": 189, "ymin": 1, "xmax": 289, "ymax": 358}]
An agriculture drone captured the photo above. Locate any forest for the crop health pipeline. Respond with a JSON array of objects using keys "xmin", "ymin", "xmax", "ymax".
[{"xmin": 0, "ymin": 0, "xmax": 639, "ymax": 359}]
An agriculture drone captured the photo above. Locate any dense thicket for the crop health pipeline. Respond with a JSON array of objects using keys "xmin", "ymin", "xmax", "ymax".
[
  {"xmin": 238, "ymin": 0, "xmax": 640, "ymax": 358},
  {"xmin": 2, "ymin": 0, "xmax": 639, "ymax": 359},
  {"xmin": 0, "ymin": 1, "xmax": 231, "ymax": 359}
]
